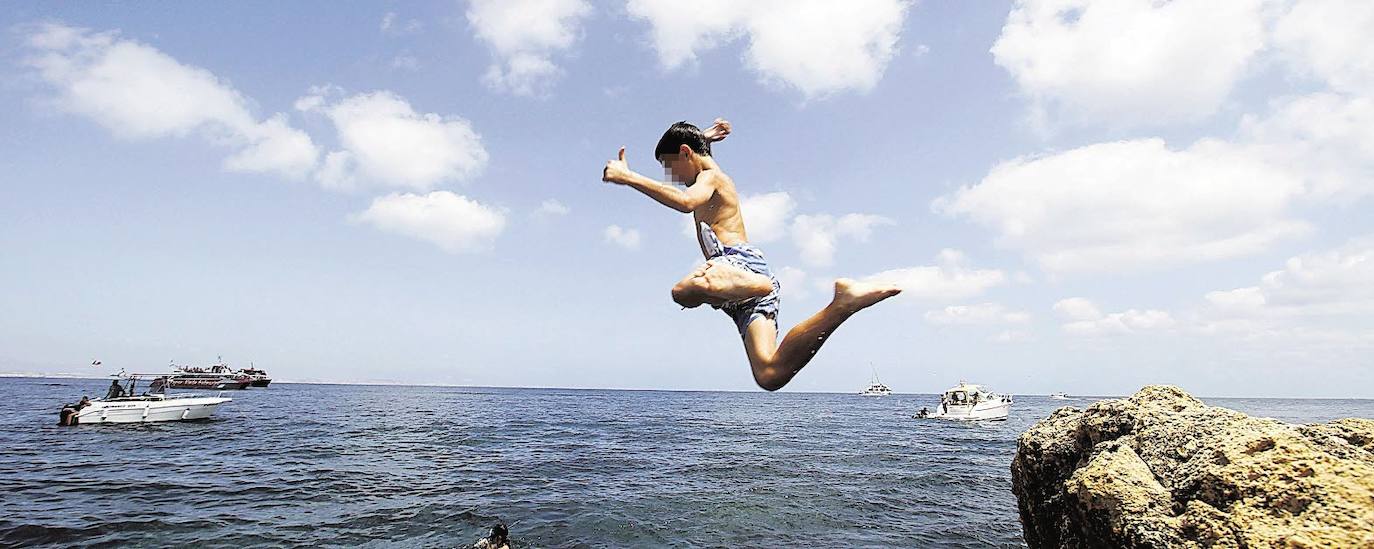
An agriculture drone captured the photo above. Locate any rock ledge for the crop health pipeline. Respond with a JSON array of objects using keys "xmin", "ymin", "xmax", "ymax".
[{"xmin": 1012, "ymin": 385, "xmax": 1374, "ymax": 548}]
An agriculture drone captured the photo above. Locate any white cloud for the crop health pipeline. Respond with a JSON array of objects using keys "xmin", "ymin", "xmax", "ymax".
[
  {"xmin": 390, "ymin": 55, "xmax": 420, "ymax": 71},
  {"xmin": 1204, "ymin": 236, "xmax": 1374, "ymax": 319},
  {"xmin": 627, "ymin": 0, "xmax": 911, "ymax": 99},
  {"xmin": 1052, "ymin": 297, "xmax": 1101, "ymax": 321},
  {"xmin": 993, "ymin": 329, "xmax": 1033, "ymax": 343},
  {"xmin": 791, "ymin": 213, "xmax": 893, "ymax": 267},
  {"xmin": 741, "ymin": 192, "xmax": 795, "ymax": 243},
  {"xmin": 991, "ymin": 0, "xmax": 1266, "ymax": 126},
  {"xmin": 352, "ymin": 192, "xmax": 507, "ymax": 253},
  {"xmin": 604, "ymin": 225, "xmax": 642, "ymax": 250},
  {"xmin": 1053, "ymin": 297, "xmax": 1174, "ymax": 336},
  {"xmin": 1204, "ymin": 287, "xmax": 1266, "ymax": 312},
  {"xmin": 775, "ymin": 266, "xmax": 811, "ymax": 300},
  {"xmin": 1189, "ymin": 237, "xmax": 1374, "ymax": 352},
  {"xmin": 1272, "ymin": 0, "xmax": 1374, "ymax": 94},
  {"xmin": 535, "ymin": 199, "xmax": 570, "ymax": 216},
  {"xmin": 23, "ymin": 23, "xmax": 318, "ymax": 179},
  {"xmin": 299, "ymin": 91, "xmax": 488, "ymax": 191},
  {"xmin": 937, "ymin": 138, "xmax": 1310, "ymax": 274},
  {"xmin": 924, "ymin": 303, "xmax": 1030, "ymax": 325},
  {"xmin": 466, "ymin": 0, "xmax": 591, "ymax": 96},
  {"xmin": 863, "ymin": 249, "xmax": 1007, "ymax": 301},
  {"xmin": 1238, "ymin": 93, "xmax": 1374, "ymax": 201},
  {"xmin": 381, "ymin": 12, "xmax": 423, "ymax": 35}
]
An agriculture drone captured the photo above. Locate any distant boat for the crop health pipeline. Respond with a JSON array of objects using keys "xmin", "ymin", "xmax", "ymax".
[
  {"xmin": 239, "ymin": 362, "xmax": 272, "ymax": 387},
  {"xmin": 168, "ymin": 357, "xmax": 252, "ymax": 390},
  {"xmin": 915, "ymin": 381, "xmax": 1012, "ymax": 421},
  {"xmin": 58, "ymin": 373, "xmax": 231, "ymax": 425},
  {"xmin": 860, "ymin": 366, "xmax": 893, "ymax": 396},
  {"xmin": 1050, "ymin": 392, "xmax": 1071, "ymax": 400}
]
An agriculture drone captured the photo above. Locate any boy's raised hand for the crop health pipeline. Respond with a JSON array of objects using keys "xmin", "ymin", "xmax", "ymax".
[
  {"xmin": 703, "ymin": 118, "xmax": 731, "ymax": 142},
  {"xmin": 602, "ymin": 146, "xmax": 632, "ymax": 184}
]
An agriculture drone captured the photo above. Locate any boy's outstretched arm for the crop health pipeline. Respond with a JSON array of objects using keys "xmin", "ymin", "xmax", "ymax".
[{"xmin": 602, "ymin": 147, "xmax": 716, "ymax": 213}]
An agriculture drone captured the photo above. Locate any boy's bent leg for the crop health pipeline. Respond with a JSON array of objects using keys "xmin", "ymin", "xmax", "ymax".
[
  {"xmin": 671, "ymin": 261, "xmax": 774, "ymax": 308},
  {"xmin": 743, "ymin": 278, "xmax": 902, "ymax": 391}
]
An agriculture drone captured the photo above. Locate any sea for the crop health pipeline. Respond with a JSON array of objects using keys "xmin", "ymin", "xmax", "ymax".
[{"xmin": 3, "ymin": 377, "xmax": 1372, "ymax": 548}]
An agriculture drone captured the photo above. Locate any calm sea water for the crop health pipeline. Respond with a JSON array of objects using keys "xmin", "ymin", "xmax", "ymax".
[{"xmin": 3, "ymin": 377, "xmax": 1371, "ymax": 548}]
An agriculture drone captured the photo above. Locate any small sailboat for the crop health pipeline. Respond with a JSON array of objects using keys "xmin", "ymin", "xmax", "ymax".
[{"xmin": 859, "ymin": 366, "xmax": 893, "ymax": 396}]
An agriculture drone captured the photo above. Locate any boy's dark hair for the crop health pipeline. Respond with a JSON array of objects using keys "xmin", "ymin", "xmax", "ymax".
[{"xmin": 655, "ymin": 121, "xmax": 710, "ymax": 158}]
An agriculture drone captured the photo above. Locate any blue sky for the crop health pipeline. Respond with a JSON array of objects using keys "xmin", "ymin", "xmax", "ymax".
[{"xmin": 3, "ymin": 1, "xmax": 1372, "ymax": 397}]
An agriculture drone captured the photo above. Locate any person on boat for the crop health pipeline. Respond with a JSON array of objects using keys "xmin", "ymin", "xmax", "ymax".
[
  {"xmin": 59, "ymin": 396, "xmax": 91, "ymax": 426},
  {"xmin": 105, "ymin": 379, "xmax": 125, "ymax": 399},
  {"xmin": 601, "ymin": 120, "xmax": 902, "ymax": 391}
]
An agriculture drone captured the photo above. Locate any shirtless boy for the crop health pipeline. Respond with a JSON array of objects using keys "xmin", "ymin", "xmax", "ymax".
[{"xmin": 600, "ymin": 120, "xmax": 902, "ymax": 391}]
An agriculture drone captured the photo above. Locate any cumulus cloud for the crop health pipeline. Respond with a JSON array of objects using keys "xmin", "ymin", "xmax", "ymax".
[
  {"xmin": 791, "ymin": 213, "xmax": 894, "ymax": 267},
  {"xmin": 993, "ymin": 330, "xmax": 1034, "ymax": 343},
  {"xmin": 23, "ymin": 23, "xmax": 318, "ymax": 178},
  {"xmin": 740, "ymin": 192, "xmax": 795, "ymax": 243},
  {"xmin": 535, "ymin": 199, "xmax": 570, "ymax": 217},
  {"xmin": 604, "ymin": 225, "xmax": 642, "ymax": 250},
  {"xmin": 1052, "ymin": 297, "xmax": 1175, "ymax": 337},
  {"xmin": 380, "ymin": 12, "xmax": 423, "ymax": 35},
  {"xmin": 466, "ymin": 0, "xmax": 591, "ymax": 96},
  {"xmin": 1051, "ymin": 297, "xmax": 1101, "ymax": 321},
  {"xmin": 351, "ymin": 191, "xmax": 506, "ymax": 253},
  {"xmin": 863, "ymin": 249, "xmax": 1006, "ymax": 301},
  {"xmin": 937, "ymin": 138, "xmax": 1311, "ymax": 274},
  {"xmin": 1204, "ymin": 236, "xmax": 1374, "ymax": 319},
  {"xmin": 775, "ymin": 266, "xmax": 811, "ymax": 300},
  {"xmin": 627, "ymin": 0, "xmax": 911, "ymax": 99},
  {"xmin": 924, "ymin": 303, "xmax": 1030, "ymax": 325},
  {"xmin": 991, "ymin": 0, "xmax": 1267, "ymax": 127},
  {"xmin": 298, "ymin": 90, "xmax": 488, "ymax": 192},
  {"xmin": 1238, "ymin": 93, "xmax": 1374, "ymax": 201},
  {"xmin": 1188, "ymin": 237, "xmax": 1374, "ymax": 352},
  {"xmin": 1272, "ymin": 0, "xmax": 1374, "ymax": 94}
]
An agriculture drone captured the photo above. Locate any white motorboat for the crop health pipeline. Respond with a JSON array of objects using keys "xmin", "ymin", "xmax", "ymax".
[
  {"xmin": 58, "ymin": 374, "xmax": 231, "ymax": 425},
  {"xmin": 859, "ymin": 366, "xmax": 892, "ymax": 396},
  {"xmin": 1050, "ymin": 392, "xmax": 1071, "ymax": 400},
  {"xmin": 914, "ymin": 381, "xmax": 1012, "ymax": 421}
]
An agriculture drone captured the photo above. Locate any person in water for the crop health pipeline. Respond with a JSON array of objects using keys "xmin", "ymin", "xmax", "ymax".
[
  {"xmin": 601, "ymin": 119, "xmax": 902, "ymax": 391},
  {"xmin": 473, "ymin": 523, "xmax": 509, "ymax": 549}
]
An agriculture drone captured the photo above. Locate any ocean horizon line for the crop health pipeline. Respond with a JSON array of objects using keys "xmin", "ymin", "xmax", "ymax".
[{"xmin": 5, "ymin": 373, "xmax": 1371, "ymax": 401}]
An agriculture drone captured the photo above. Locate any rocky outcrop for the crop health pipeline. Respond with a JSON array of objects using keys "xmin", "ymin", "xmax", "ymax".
[{"xmin": 1012, "ymin": 386, "xmax": 1374, "ymax": 548}]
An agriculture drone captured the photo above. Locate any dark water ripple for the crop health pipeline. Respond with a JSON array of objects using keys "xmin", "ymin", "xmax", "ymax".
[{"xmin": 3, "ymin": 378, "xmax": 1370, "ymax": 547}]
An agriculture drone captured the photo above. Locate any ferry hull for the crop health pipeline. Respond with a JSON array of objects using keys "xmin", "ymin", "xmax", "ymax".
[{"xmin": 167, "ymin": 377, "xmax": 251, "ymax": 390}]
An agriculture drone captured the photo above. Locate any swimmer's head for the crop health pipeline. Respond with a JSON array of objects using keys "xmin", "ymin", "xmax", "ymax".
[
  {"xmin": 488, "ymin": 523, "xmax": 509, "ymax": 544},
  {"xmin": 655, "ymin": 121, "xmax": 710, "ymax": 184}
]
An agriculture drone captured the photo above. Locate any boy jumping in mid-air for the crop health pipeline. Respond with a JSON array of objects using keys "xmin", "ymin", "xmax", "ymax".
[{"xmin": 601, "ymin": 120, "xmax": 902, "ymax": 391}]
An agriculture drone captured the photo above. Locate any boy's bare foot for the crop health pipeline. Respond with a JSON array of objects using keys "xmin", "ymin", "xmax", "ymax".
[{"xmin": 831, "ymin": 278, "xmax": 902, "ymax": 313}]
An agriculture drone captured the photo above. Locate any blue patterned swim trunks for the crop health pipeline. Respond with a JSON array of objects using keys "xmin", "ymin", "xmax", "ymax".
[{"xmin": 698, "ymin": 222, "xmax": 781, "ymax": 337}]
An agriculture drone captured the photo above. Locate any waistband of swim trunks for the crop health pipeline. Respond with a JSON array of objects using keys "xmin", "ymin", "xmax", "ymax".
[{"xmin": 723, "ymin": 244, "xmax": 764, "ymax": 256}]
